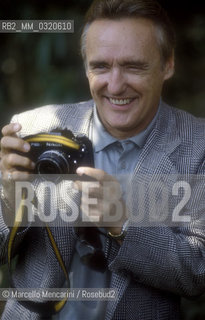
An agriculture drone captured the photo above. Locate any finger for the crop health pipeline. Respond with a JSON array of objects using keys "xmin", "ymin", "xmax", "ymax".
[
  {"xmin": 73, "ymin": 180, "xmax": 82, "ymax": 191},
  {"xmin": 74, "ymin": 179, "xmax": 122, "ymax": 202},
  {"xmin": 81, "ymin": 194, "xmax": 117, "ymax": 215},
  {"xmin": 1, "ymin": 123, "xmax": 22, "ymax": 137},
  {"xmin": 74, "ymin": 180, "xmax": 104, "ymax": 198},
  {"xmin": 3, "ymin": 170, "xmax": 33, "ymax": 182},
  {"xmin": 76, "ymin": 167, "xmax": 115, "ymax": 182},
  {"xmin": 80, "ymin": 203, "xmax": 102, "ymax": 224},
  {"xmin": 1, "ymin": 153, "xmax": 35, "ymax": 171},
  {"xmin": 1, "ymin": 136, "xmax": 30, "ymax": 154}
]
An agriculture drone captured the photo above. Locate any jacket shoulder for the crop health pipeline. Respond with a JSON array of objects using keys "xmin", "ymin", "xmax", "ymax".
[
  {"xmin": 162, "ymin": 103, "xmax": 205, "ymax": 141},
  {"xmin": 11, "ymin": 100, "xmax": 94, "ymax": 136},
  {"xmin": 161, "ymin": 103, "xmax": 205, "ymax": 172}
]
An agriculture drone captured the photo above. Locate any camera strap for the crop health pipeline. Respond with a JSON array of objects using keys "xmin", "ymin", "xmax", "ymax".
[
  {"xmin": 25, "ymin": 133, "xmax": 80, "ymax": 150},
  {"xmin": 7, "ymin": 191, "xmax": 70, "ymax": 316}
]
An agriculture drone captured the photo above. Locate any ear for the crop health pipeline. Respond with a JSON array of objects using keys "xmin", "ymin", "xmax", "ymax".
[{"xmin": 163, "ymin": 51, "xmax": 175, "ymax": 81}]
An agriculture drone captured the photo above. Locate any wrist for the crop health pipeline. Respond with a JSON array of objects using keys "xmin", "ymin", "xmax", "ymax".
[{"xmin": 108, "ymin": 220, "xmax": 129, "ymax": 241}]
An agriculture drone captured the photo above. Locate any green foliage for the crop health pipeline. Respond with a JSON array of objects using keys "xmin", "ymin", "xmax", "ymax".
[{"xmin": 0, "ymin": 3, "xmax": 91, "ymax": 127}]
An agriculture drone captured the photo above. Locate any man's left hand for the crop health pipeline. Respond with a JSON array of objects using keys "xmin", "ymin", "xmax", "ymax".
[{"xmin": 74, "ymin": 167, "xmax": 127, "ymax": 236}]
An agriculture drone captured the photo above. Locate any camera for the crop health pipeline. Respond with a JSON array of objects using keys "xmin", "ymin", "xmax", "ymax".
[{"xmin": 23, "ymin": 129, "xmax": 94, "ymax": 175}]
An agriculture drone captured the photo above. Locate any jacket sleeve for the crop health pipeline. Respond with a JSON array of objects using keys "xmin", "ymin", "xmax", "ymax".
[
  {"xmin": 109, "ymin": 165, "xmax": 205, "ymax": 298},
  {"xmin": 109, "ymin": 223, "xmax": 205, "ymax": 297}
]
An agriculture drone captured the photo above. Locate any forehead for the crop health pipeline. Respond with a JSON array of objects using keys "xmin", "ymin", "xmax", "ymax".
[{"xmin": 85, "ymin": 18, "xmax": 160, "ymax": 61}]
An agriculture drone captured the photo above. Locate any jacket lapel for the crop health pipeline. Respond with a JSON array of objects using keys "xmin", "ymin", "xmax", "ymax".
[{"xmin": 133, "ymin": 102, "xmax": 181, "ymax": 177}]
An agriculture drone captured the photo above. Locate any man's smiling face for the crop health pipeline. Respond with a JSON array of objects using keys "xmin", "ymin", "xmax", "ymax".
[{"xmin": 85, "ymin": 18, "xmax": 174, "ymax": 139}]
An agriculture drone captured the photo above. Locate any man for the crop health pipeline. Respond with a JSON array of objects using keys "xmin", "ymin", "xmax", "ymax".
[{"xmin": 1, "ymin": 0, "xmax": 205, "ymax": 319}]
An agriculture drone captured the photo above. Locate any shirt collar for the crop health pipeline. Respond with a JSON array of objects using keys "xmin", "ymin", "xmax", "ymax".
[{"xmin": 92, "ymin": 103, "xmax": 160, "ymax": 152}]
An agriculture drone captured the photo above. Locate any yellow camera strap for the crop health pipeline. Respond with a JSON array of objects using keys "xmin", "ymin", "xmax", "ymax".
[
  {"xmin": 8, "ymin": 192, "xmax": 70, "ymax": 315},
  {"xmin": 25, "ymin": 133, "xmax": 80, "ymax": 150}
]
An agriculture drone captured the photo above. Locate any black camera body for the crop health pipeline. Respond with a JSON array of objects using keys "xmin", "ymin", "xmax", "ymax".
[{"xmin": 23, "ymin": 129, "xmax": 94, "ymax": 175}]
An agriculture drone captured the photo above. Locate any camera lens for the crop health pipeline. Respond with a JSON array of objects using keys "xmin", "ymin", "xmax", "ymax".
[{"xmin": 36, "ymin": 150, "xmax": 70, "ymax": 175}]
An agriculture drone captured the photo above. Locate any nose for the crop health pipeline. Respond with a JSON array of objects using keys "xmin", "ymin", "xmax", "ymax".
[{"xmin": 107, "ymin": 67, "xmax": 126, "ymax": 96}]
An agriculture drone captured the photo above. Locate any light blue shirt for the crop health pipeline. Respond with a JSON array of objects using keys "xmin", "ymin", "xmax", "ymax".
[
  {"xmin": 53, "ymin": 104, "xmax": 159, "ymax": 320},
  {"xmin": 91, "ymin": 105, "xmax": 159, "ymax": 199}
]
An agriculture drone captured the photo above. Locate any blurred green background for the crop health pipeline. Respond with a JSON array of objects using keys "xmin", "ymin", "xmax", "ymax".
[{"xmin": 0, "ymin": 0, "xmax": 205, "ymax": 318}]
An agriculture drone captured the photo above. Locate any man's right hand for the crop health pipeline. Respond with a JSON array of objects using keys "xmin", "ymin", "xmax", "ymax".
[{"xmin": 0, "ymin": 123, "xmax": 35, "ymax": 182}]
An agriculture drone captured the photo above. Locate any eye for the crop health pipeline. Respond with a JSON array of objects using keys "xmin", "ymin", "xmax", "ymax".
[
  {"xmin": 89, "ymin": 62, "xmax": 110, "ymax": 72},
  {"xmin": 96, "ymin": 65, "xmax": 106, "ymax": 70},
  {"xmin": 125, "ymin": 63, "xmax": 149, "ymax": 72},
  {"xmin": 94, "ymin": 64, "xmax": 108, "ymax": 70}
]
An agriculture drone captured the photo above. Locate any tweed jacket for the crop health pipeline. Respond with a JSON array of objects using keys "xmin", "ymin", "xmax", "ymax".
[{"xmin": 1, "ymin": 100, "xmax": 205, "ymax": 320}]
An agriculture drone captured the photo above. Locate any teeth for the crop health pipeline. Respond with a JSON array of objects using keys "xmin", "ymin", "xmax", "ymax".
[{"xmin": 109, "ymin": 98, "xmax": 132, "ymax": 105}]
